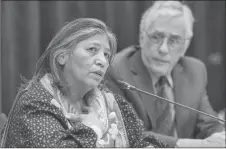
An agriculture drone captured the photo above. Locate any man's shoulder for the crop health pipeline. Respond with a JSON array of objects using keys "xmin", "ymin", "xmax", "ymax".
[
  {"xmin": 112, "ymin": 45, "xmax": 140, "ymax": 65},
  {"xmin": 106, "ymin": 45, "xmax": 139, "ymax": 81},
  {"xmin": 180, "ymin": 56, "xmax": 206, "ymax": 71},
  {"xmin": 178, "ymin": 56, "xmax": 207, "ymax": 84}
]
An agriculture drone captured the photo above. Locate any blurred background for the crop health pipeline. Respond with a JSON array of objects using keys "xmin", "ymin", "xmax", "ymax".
[{"xmin": 0, "ymin": 1, "xmax": 225, "ymax": 118}]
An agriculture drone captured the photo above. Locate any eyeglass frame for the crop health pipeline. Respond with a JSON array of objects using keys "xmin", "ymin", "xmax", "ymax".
[{"xmin": 145, "ymin": 31, "xmax": 191, "ymax": 50}]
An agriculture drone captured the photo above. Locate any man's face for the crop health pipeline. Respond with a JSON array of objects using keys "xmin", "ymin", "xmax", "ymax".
[{"xmin": 141, "ymin": 15, "xmax": 189, "ymax": 76}]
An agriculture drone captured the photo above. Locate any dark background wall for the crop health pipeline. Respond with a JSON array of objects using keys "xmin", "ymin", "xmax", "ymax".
[{"xmin": 1, "ymin": 1, "xmax": 225, "ymax": 115}]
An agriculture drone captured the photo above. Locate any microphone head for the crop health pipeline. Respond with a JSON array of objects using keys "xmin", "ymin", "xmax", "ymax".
[{"xmin": 116, "ymin": 80, "xmax": 136, "ymax": 90}]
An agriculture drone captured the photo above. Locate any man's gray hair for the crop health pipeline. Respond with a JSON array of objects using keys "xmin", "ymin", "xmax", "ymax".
[{"xmin": 139, "ymin": 1, "xmax": 195, "ymax": 47}]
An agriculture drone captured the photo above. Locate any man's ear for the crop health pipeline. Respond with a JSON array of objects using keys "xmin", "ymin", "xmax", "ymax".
[
  {"xmin": 139, "ymin": 33, "xmax": 145, "ymax": 46},
  {"xmin": 57, "ymin": 52, "xmax": 69, "ymax": 65},
  {"xmin": 182, "ymin": 39, "xmax": 192, "ymax": 56},
  {"xmin": 184, "ymin": 39, "xmax": 191, "ymax": 50}
]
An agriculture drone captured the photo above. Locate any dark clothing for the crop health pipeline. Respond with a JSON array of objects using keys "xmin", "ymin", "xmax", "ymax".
[
  {"xmin": 1, "ymin": 78, "xmax": 168, "ymax": 147},
  {"xmin": 105, "ymin": 45, "xmax": 224, "ymax": 147}
]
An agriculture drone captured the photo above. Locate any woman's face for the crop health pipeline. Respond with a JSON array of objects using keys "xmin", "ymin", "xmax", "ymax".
[{"xmin": 64, "ymin": 34, "xmax": 111, "ymax": 89}]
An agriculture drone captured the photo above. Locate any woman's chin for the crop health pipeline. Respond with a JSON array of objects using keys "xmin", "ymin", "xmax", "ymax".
[{"xmin": 85, "ymin": 79, "xmax": 101, "ymax": 89}]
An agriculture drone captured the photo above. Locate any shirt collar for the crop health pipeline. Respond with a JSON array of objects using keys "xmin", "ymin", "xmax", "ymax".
[{"xmin": 148, "ymin": 70, "xmax": 174, "ymax": 88}]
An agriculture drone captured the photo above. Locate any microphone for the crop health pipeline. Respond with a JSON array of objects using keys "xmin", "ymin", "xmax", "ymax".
[{"xmin": 116, "ymin": 80, "xmax": 225, "ymax": 123}]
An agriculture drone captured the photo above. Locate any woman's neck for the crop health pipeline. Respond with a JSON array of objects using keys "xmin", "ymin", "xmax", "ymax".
[
  {"xmin": 67, "ymin": 83, "xmax": 87, "ymax": 104},
  {"xmin": 57, "ymin": 81, "xmax": 88, "ymax": 115},
  {"xmin": 61, "ymin": 72, "xmax": 91, "ymax": 106}
]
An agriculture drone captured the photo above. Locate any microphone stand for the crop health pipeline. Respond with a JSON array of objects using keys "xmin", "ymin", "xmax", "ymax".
[{"xmin": 117, "ymin": 80, "xmax": 225, "ymax": 123}]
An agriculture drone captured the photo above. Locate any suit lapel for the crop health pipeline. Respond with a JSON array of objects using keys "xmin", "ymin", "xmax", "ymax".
[
  {"xmin": 128, "ymin": 53, "xmax": 197, "ymax": 136},
  {"xmin": 129, "ymin": 50, "xmax": 157, "ymax": 128}
]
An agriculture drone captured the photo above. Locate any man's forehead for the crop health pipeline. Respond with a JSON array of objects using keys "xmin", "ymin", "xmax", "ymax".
[{"xmin": 146, "ymin": 15, "xmax": 186, "ymax": 36}]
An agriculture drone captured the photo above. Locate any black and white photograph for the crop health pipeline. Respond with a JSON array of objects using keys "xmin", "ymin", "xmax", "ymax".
[{"xmin": 0, "ymin": 0, "xmax": 225, "ymax": 147}]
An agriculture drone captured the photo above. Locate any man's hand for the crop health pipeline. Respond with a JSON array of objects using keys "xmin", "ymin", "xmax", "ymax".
[
  {"xmin": 176, "ymin": 131, "xmax": 226, "ymax": 147},
  {"xmin": 202, "ymin": 131, "xmax": 225, "ymax": 147}
]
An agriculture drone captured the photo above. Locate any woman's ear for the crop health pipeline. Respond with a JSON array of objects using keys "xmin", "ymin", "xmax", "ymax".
[{"xmin": 57, "ymin": 52, "xmax": 69, "ymax": 65}]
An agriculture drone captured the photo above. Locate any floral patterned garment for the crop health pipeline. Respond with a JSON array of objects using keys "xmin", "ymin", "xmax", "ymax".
[{"xmin": 0, "ymin": 74, "xmax": 168, "ymax": 148}]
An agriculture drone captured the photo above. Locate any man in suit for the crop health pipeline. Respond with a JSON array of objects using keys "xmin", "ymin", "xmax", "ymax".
[{"xmin": 105, "ymin": 1, "xmax": 225, "ymax": 147}]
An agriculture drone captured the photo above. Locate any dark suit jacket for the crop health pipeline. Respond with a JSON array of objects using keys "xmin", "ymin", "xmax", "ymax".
[{"xmin": 104, "ymin": 45, "xmax": 224, "ymax": 147}]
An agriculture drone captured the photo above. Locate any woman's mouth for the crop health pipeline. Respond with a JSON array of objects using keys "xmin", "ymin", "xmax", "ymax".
[
  {"xmin": 93, "ymin": 70, "xmax": 104, "ymax": 77},
  {"xmin": 90, "ymin": 70, "xmax": 104, "ymax": 78}
]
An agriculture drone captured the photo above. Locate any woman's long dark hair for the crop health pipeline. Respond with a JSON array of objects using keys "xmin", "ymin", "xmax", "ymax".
[{"xmin": 19, "ymin": 18, "xmax": 117, "ymax": 95}]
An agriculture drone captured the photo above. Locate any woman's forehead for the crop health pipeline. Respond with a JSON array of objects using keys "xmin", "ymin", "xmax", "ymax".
[{"xmin": 78, "ymin": 34, "xmax": 110, "ymax": 50}]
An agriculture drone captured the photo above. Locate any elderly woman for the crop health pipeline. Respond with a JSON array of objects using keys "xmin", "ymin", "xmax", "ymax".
[{"xmin": 0, "ymin": 18, "xmax": 168, "ymax": 147}]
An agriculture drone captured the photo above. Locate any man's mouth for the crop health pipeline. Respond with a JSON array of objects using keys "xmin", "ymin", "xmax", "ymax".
[{"xmin": 153, "ymin": 57, "xmax": 170, "ymax": 64}]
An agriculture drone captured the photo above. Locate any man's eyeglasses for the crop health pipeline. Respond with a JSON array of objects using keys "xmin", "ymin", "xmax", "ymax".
[{"xmin": 145, "ymin": 31, "xmax": 191, "ymax": 49}]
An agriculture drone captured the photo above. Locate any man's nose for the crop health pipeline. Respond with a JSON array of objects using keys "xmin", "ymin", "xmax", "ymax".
[{"xmin": 158, "ymin": 38, "xmax": 169, "ymax": 54}]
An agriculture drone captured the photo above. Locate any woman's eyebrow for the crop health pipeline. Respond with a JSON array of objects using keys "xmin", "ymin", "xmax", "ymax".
[{"xmin": 90, "ymin": 42, "xmax": 110, "ymax": 52}]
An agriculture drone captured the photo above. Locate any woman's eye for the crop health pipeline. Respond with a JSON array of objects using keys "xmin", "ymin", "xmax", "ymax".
[
  {"xmin": 104, "ymin": 53, "xmax": 111, "ymax": 60},
  {"xmin": 87, "ymin": 47, "xmax": 98, "ymax": 53}
]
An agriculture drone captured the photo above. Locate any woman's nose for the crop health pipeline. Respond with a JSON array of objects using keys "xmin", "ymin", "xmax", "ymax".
[{"xmin": 95, "ymin": 53, "xmax": 108, "ymax": 68}]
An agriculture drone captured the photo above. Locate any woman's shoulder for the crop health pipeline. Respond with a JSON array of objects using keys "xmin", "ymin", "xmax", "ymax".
[
  {"xmin": 7, "ymin": 79, "xmax": 66, "ymax": 130},
  {"xmin": 9, "ymin": 79, "xmax": 58, "ymax": 119},
  {"xmin": 19, "ymin": 79, "xmax": 54, "ymax": 104}
]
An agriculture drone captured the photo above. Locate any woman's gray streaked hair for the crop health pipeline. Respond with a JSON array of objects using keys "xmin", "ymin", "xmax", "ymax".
[
  {"xmin": 139, "ymin": 1, "xmax": 195, "ymax": 49},
  {"xmin": 21, "ymin": 18, "xmax": 117, "ymax": 95}
]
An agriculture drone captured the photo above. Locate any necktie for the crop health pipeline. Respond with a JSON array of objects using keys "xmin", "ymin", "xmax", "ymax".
[{"xmin": 154, "ymin": 76, "xmax": 175, "ymax": 136}]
